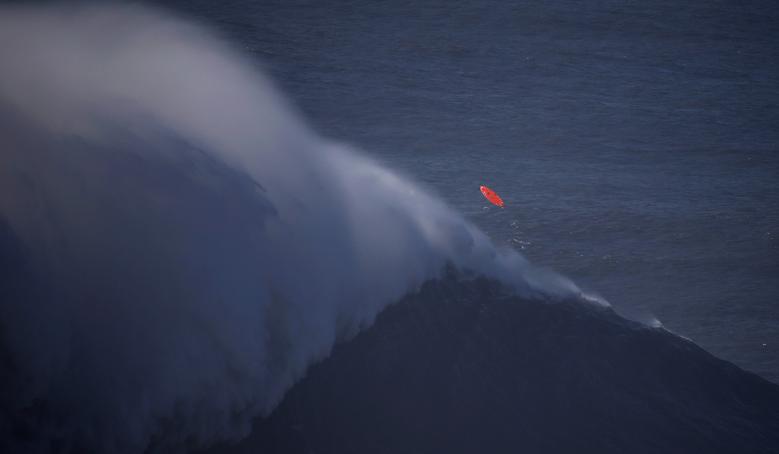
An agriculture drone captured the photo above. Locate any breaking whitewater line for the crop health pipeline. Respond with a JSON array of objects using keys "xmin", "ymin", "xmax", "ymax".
[{"xmin": 0, "ymin": 4, "xmax": 581, "ymax": 453}]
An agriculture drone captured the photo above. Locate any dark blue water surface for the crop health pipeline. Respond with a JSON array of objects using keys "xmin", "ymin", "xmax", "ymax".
[{"xmin": 163, "ymin": 0, "xmax": 779, "ymax": 382}]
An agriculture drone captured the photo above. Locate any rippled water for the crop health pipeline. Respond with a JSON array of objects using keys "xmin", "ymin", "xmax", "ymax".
[{"xmin": 164, "ymin": 0, "xmax": 779, "ymax": 382}]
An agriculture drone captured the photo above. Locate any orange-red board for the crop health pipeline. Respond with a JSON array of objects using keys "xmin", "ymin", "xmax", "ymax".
[{"xmin": 480, "ymin": 185, "xmax": 504, "ymax": 207}]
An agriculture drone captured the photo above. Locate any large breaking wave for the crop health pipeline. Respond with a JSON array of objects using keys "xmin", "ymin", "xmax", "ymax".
[{"xmin": 0, "ymin": 4, "xmax": 584, "ymax": 453}]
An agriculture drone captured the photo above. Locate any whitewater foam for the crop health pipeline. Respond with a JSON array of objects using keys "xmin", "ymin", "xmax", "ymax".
[{"xmin": 0, "ymin": 4, "xmax": 580, "ymax": 452}]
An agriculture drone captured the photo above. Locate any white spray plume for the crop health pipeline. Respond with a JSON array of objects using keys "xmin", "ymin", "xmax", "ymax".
[{"xmin": 0, "ymin": 4, "xmax": 580, "ymax": 453}]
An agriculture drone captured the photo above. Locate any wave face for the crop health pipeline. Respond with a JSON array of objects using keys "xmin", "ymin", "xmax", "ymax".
[
  {"xmin": 0, "ymin": 5, "xmax": 581, "ymax": 453},
  {"xmin": 210, "ymin": 272, "xmax": 779, "ymax": 454}
]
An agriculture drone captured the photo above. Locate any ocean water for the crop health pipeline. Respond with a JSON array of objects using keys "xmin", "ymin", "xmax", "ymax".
[
  {"xmin": 164, "ymin": 0, "xmax": 779, "ymax": 382},
  {"xmin": 1, "ymin": 3, "xmax": 777, "ymax": 452}
]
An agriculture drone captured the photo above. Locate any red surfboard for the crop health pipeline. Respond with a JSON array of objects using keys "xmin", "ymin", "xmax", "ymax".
[{"xmin": 480, "ymin": 185, "xmax": 504, "ymax": 208}]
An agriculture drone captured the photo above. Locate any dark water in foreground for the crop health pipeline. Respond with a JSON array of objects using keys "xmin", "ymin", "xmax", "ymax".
[
  {"xmin": 205, "ymin": 273, "xmax": 779, "ymax": 454},
  {"xmin": 162, "ymin": 0, "xmax": 779, "ymax": 382}
]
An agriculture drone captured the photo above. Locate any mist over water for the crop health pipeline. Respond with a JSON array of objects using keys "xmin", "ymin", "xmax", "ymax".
[
  {"xmin": 162, "ymin": 0, "xmax": 779, "ymax": 382},
  {"xmin": 0, "ymin": 5, "xmax": 583, "ymax": 452}
]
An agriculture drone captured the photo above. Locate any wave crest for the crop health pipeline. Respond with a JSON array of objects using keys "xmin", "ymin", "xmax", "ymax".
[{"xmin": 0, "ymin": 4, "xmax": 578, "ymax": 452}]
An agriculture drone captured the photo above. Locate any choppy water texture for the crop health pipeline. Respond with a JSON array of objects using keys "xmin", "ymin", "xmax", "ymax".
[{"xmin": 164, "ymin": 0, "xmax": 779, "ymax": 382}]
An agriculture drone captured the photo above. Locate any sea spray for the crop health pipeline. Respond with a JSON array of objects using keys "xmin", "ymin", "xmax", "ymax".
[{"xmin": 0, "ymin": 4, "xmax": 578, "ymax": 452}]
